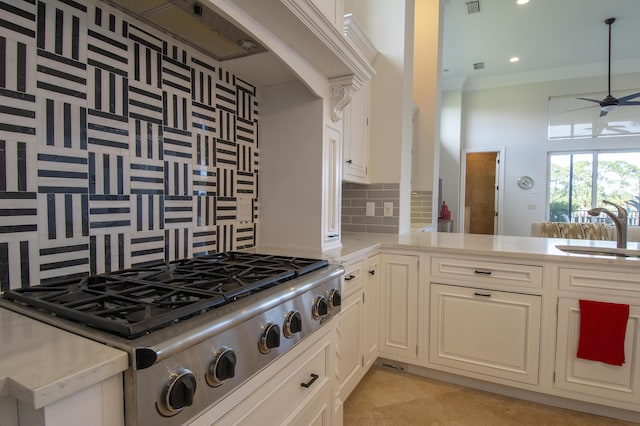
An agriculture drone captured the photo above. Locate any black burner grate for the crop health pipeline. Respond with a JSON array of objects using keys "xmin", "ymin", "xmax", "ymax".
[{"xmin": 2, "ymin": 252, "xmax": 328, "ymax": 338}]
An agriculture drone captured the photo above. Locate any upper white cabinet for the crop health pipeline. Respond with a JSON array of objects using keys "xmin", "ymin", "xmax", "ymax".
[
  {"xmin": 323, "ymin": 125, "xmax": 342, "ymax": 249},
  {"xmin": 342, "ymin": 14, "xmax": 377, "ymax": 184},
  {"xmin": 310, "ymin": 0, "xmax": 344, "ymax": 30},
  {"xmin": 378, "ymin": 253, "xmax": 420, "ymax": 363},
  {"xmin": 343, "ymin": 80, "xmax": 371, "ymax": 183}
]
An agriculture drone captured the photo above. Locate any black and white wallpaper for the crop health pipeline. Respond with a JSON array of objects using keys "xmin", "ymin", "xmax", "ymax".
[{"xmin": 0, "ymin": 0, "xmax": 259, "ymax": 290}]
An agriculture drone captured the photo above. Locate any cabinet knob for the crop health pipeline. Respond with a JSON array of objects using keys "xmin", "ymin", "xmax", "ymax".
[
  {"xmin": 368, "ymin": 269, "xmax": 375, "ymax": 276},
  {"xmin": 346, "ymin": 159, "xmax": 353, "ymax": 164}
]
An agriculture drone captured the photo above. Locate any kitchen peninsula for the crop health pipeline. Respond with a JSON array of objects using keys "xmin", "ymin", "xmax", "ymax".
[{"xmin": 4, "ymin": 231, "xmax": 640, "ymax": 425}]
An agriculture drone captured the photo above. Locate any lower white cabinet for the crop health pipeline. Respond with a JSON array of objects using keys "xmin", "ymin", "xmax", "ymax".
[
  {"xmin": 196, "ymin": 330, "xmax": 334, "ymax": 426},
  {"xmin": 336, "ymin": 254, "xmax": 379, "ymax": 403},
  {"xmin": 378, "ymin": 253, "xmax": 419, "ymax": 362},
  {"xmin": 336, "ymin": 287, "xmax": 364, "ymax": 400},
  {"xmin": 429, "ymin": 283, "xmax": 541, "ymax": 385},
  {"xmin": 363, "ymin": 254, "xmax": 380, "ymax": 369},
  {"xmin": 4, "ymin": 375, "xmax": 124, "ymax": 426},
  {"xmin": 554, "ymin": 298, "xmax": 640, "ymax": 408}
]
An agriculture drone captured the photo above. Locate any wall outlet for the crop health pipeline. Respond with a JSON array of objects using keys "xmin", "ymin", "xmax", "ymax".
[
  {"xmin": 383, "ymin": 202, "xmax": 394, "ymax": 217},
  {"xmin": 237, "ymin": 197, "xmax": 252, "ymax": 222},
  {"xmin": 366, "ymin": 202, "xmax": 376, "ymax": 216}
]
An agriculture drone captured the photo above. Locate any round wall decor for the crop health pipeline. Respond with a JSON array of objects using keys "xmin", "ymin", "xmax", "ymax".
[{"xmin": 517, "ymin": 175, "xmax": 534, "ymax": 190}]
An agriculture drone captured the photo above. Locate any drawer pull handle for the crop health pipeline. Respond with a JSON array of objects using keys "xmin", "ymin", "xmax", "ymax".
[
  {"xmin": 301, "ymin": 373, "xmax": 319, "ymax": 388},
  {"xmin": 344, "ymin": 274, "xmax": 356, "ymax": 281},
  {"xmin": 368, "ymin": 270, "xmax": 375, "ymax": 276},
  {"xmin": 474, "ymin": 292, "xmax": 491, "ymax": 297},
  {"xmin": 474, "ymin": 269, "xmax": 492, "ymax": 276}
]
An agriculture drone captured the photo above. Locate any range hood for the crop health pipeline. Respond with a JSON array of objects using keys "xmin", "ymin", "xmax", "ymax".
[{"xmin": 104, "ymin": 0, "xmax": 267, "ymax": 61}]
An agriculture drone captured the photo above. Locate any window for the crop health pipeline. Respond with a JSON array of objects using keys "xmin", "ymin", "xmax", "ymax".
[{"xmin": 548, "ymin": 151, "xmax": 640, "ymax": 225}]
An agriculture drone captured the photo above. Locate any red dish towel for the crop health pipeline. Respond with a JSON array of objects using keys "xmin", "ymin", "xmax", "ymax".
[{"xmin": 577, "ymin": 300, "xmax": 629, "ymax": 366}]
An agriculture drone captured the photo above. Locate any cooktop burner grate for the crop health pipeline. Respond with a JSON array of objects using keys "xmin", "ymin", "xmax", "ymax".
[{"xmin": 2, "ymin": 252, "xmax": 328, "ymax": 338}]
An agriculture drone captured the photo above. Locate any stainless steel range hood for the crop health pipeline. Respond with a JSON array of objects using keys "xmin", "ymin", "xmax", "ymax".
[{"xmin": 105, "ymin": 0, "xmax": 267, "ymax": 61}]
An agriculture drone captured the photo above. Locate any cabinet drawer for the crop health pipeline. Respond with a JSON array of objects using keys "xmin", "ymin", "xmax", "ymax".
[
  {"xmin": 429, "ymin": 284, "xmax": 541, "ymax": 385},
  {"xmin": 431, "ymin": 257, "xmax": 542, "ymax": 289},
  {"xmin": 559, "ymin": 268, "xmax": 640, "ymax": 296},
  {"xmin": 341, "ymin": 259, "xmax": 365, "ymax": 298},
  {"xmin": 215, "ymin": 338, "xmax": 330, "ymax": 425}
]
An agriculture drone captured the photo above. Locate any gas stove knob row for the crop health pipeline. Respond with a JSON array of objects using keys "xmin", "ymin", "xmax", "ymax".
[
  {"xmin": 327, "ymin": 288, "xmax": 342, "ymax": 310},
  {"xmin": 206, "ymin": 347, "xmax": 237, "ymax": 387},
  {"xmin": 158, "ymin": 368, "xmax": 197, "ymax": 417},
  {"xmin": 259, "ymin": 322, "xmax": 281, "ymax": 354},
  {"xmin": 283, "ymin": 310, "xmax": 303, "ymax": 338},
  {"xmin": 312, "ymin": 295, "xmax": 329, "ymax": 320}
]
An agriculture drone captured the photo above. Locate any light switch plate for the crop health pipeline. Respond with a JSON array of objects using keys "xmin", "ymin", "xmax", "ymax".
[
  {"xmin": 366, "ymin": 202, "xmax": 375, "ymax": 216},
  {"xmin": 383, "ymin": 202, "xmax": 393, "ymax": 217}
]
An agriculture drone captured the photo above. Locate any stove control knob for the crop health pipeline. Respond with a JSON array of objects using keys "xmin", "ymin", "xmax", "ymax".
[
  {"xmin": 259, "ymin": 323, "xmax": 281, "ymax": 354},
  {"xmin": 206, "ymin": 347, "xmax": 236, "ymax": 387},
  {"xmin": 312, "ymin": 295, "xmax": 329, "ymax": 320},
  {"xmin": 159, "ymin": 368, "xmax": 196, "ymax": 416},
  {"xmin": 283, "ymin": 311, "xmax": 302, "ymax": 338},
  {"xmin": 328, "ymin": 288, "xmax": 341, "ymax": 310}
]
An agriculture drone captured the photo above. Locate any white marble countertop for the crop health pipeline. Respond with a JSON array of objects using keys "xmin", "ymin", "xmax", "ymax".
[
  {"xmin": 249, "ymin": 231, "xmax": 640, "ymax": 266},
  {"xmin": 0, "ymin": 308, "xmax": 128, "ymax": 409},
  {"xmin": 337, "ymin": 231, "xmax": 640, "ymax": 265}
]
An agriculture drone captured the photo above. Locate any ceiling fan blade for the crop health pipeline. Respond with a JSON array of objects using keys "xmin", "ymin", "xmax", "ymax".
[
  {"xmin": 616, "ymin": 92, "xmax": 640, "ymax": 102},
  {"xmin": 576, "ymin": 97, "xmax": 602, "ymax": 104}
]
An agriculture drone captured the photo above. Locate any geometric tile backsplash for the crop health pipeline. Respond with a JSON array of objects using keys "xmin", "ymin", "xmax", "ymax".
[{"xmin": 0, "ymin": 0, "xmax": 258, "ymax": 290}]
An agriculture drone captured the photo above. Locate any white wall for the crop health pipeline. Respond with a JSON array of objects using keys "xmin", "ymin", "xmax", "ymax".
[
  {"xmin": 345, "ymin": 0, "xmax": 417, "ymax": 232},
  {"xmin": 454, "ymin": 72, "xmax": 640, "ymax": 236},
  {"xmin": 259, "ymin": 81, "xmax": 325, "ymax": 249},
  {"xmin": 439, "ymin": 89, "xmax": 462, "ymax": 230}
]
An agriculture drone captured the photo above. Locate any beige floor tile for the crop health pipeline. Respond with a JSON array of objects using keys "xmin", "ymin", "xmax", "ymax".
[{"xmin": 344, "ymin": 366, "xmax": 639, "ymax": 426}]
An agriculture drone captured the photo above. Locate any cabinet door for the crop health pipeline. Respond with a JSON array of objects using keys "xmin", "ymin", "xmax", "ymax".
[
  {"xmin": 429, "ymin": 284, "xmax": 541, "ymax": 385},
  {"xmin": 336, "ymin": 289, "xmax": 364, "ymax": 401},
  {"xmin": 323, "ymin": 125, "xmax": 342, "ymax": 249},
  {"xmin": 555, "ymin": 298, "xmax": 640, "ymax": 406},
  {"xmin": 364, "ymin": 254, "xmax": 380, "ymax": 368},
  {"xmin": 379, "ymin": 254, "xmax": 419, "ymax": 361},
  {"xmin": 343, "ymin": 81, "xmax": 370, "ymax": 183}
]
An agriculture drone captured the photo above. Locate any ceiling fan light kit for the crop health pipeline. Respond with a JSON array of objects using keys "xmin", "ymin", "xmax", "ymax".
[{"xmin": 576, "ymin": 17, "xmax": 640, "ymax": 117}]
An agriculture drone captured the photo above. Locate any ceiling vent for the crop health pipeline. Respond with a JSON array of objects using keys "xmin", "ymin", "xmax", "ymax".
[
  {"xmin": 473, "ymin": 62, "xmax": 485, "ymax": 70},
  {"xmin": 465, "ymin": 0, "xmax": 481, "ymax": 14}
]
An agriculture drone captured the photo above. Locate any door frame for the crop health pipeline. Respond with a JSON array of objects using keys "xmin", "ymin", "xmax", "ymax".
[{"xmin": 459, "ymin": 146, "xmax": 506, "ymax": 235}]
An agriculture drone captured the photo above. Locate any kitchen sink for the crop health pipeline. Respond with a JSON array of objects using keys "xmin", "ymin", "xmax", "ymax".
[{"xmin": 555, "ymin": 245, "xmax": 640, "ymax": 258}]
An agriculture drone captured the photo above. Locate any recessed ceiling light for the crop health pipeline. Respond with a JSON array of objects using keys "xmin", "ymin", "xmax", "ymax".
[
  {"xmin": 509, "ymin": 56, "xmax": 520, "ymax": 63},
  {"xmin": 516, "ymin": 0, "xmax": 530, "ymax": 5}
]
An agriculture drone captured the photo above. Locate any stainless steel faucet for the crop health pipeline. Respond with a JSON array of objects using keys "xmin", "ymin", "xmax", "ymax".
[{"xmin": 588, "ymin": 200, "xmax": 628, "ymax": 249}]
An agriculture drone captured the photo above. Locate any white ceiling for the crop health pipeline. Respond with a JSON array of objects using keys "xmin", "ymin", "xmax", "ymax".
[{"xmin": 441, "ymin": 0, "xmax": 640, "ymax": 91}]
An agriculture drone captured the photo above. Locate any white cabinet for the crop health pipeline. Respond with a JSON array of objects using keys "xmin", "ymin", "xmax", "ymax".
[
  {"xmin": 429, "ymin": 284, "xmax": 541, "ymax": 385},
  {"xmin": 335, "ymin": 254, "xmax": 379, "ymax": 408},
  {"xmin": 363, "ymin": 254, "xmax": 380, "ymax": 369},
  {"xmin": 342, "ymin": 80, "xmax": 370, "ymax": 183},
  {"xmin": 205, "ymin": 331, "xmax": 334, "ymax": 426},
  {"xmin": 378, "ymin": 253, "xmax": 419, "ymax": 362},
  {"xmin": 554, "ymin": 266, "xmax": 640, "ymax": 411},
  {"xmin": 323, "ymin": 125, "xmax": 342, "ymax": 249},
  {"xmin": 555, "ymin": 298, "xmax": 640, "ymax": 408},
  {"xmin": 13, "ymin": 375, "xmax": 124, "ymax": 426}
]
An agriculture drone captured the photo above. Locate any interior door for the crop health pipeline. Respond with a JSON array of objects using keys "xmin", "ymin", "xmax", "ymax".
[{"xmin": 464, "ymin": 151, "xmax": 499, "ymax": 235}]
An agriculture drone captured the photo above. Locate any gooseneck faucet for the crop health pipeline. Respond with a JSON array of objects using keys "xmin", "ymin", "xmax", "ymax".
[{"xmin": 588, "ymin": 200, "xmax": 628, "ymax": 249}]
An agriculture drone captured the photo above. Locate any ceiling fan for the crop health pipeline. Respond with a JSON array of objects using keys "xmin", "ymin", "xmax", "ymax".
[{"xmin": 577, "ymin": 17, "xmax": 640, "ymax": 117}]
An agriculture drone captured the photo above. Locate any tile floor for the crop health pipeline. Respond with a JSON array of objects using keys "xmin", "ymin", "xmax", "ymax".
[{"xmin": 343, "ymin": 365, "xmax": 639, "ymax": 425}]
